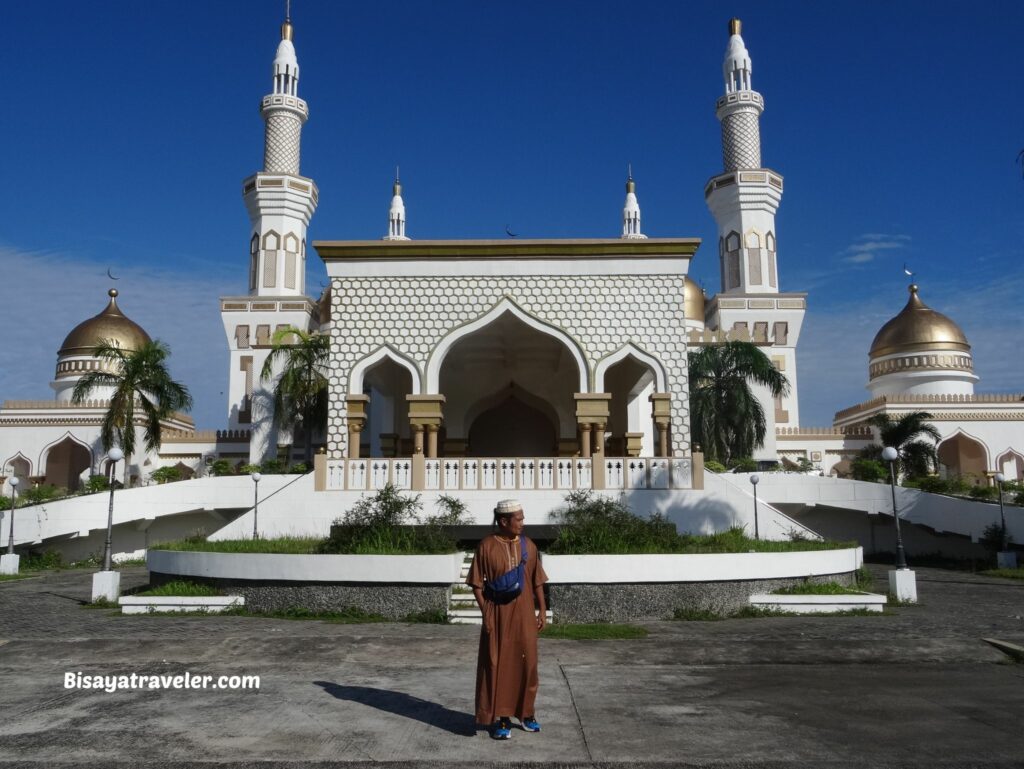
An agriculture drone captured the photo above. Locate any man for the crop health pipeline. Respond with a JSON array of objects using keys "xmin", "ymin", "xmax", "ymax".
[{"xmin": 466, "ymin": 498, "xmax": 548, "ymax": 740}]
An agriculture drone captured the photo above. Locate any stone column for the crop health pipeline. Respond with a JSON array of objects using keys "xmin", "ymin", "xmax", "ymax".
[
  {"xmin": 426, "ymin": 424, "xmax": 439, "ymax": 459},
  {"xmin": 592, "ymin": 423, "xmax": 606, "ymax": 459},
  {"xmin": 406, "ymin": 394, "xmax": 445, "ymax": 458},
  {"xmin": 313, "ymin": 448, "xmax": 327, "ymax": 491},
  {"xmin": 649, "ymin": 392, "xmax": 672, "ymax": 457},
  {"xmin": 691, "ymin": 446, "xmax": 705, "ymax": 491},
  {"xmin": 579, "ymin": 424, "xmax": 592, "ymax": 458},
  {"xmin": 345, "ymin": 395, "xmax": 370, "ymax": 459},
  {"xmin": 624, "ymin": 432, "xmax": 644, "ymax": 457}
]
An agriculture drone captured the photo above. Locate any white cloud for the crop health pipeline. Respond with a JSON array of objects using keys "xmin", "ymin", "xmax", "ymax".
[
  {"xmin": 0, "ymin": 246, "xmax": 240, "ymax": 429},
  {"xmin": 840, "ymin": 233, "xmax": 911, "ymax": 264}
]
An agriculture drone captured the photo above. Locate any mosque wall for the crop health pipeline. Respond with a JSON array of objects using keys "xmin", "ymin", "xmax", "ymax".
[{"xmin": 324, "ymin": 274, "xmax": 693, "ymax": 459}]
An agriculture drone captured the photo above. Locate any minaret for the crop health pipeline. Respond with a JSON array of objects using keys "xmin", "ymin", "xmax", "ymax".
[
  {"xmin": 241, "ymin": 10, "xmax": 319, "ymax": 297},
  {"xmin": 705, "ymin": 18, "xmax": 781, "ymax": 295},
  {"xmin": 621, "ymin": 168, "xmax": 647, "ymax": 240},
  {"xmin": 384, "ymin": 171, "xmax": 410, "ymax": 240},
  {"xmin": 223, "ymin": 10, "xmax": 322, "ymax": 461},
  {"xmin": 703, "ymin": 19, "xmax": 806, "ymax": 439}
]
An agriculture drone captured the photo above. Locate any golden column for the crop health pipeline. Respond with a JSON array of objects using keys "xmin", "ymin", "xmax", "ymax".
[
  {"xmin": 649, "ymin": 392, "xmax": 672, "ymax": 457},
  {"xmin": 406, "ymin": 394, "xmax": 446, "ymax": 459},
  {"xmin": 345, "ymin": 394, "xmax": 370, "ymax": 459}
]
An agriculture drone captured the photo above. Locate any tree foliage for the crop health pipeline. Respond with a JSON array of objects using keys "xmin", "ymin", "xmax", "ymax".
[
  {"xmin": 861, "ymin": 411, "xmax": 940, "ymax": 479},
  {"xmin": 688, "ymin": 341, "xmax": 790, "ymax": 464},
  {"xmin": 71, "ymin": 340, "xmax": 192, "ymax": 460},
  {"xmin": 260, "ymin": 327, "xmax": 329, "ymax": 465}
]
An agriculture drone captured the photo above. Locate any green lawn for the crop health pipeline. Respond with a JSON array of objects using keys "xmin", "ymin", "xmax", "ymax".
[
  {"xmin": 773, "ymin": 582, "xmax": 864, "ymax": 595},
  {"xmin": 137, "ymin": 580, "xmax": 222, "ymax": 597},
  {"xmin": 149, "ymin": 536, "xmax": 323, "ymax": 554},
  {"xmin": 981, "ymin": 567, "xmax": 1024, "ymax": 581}
]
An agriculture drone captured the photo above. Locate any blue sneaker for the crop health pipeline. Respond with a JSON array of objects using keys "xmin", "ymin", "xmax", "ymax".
[
  {"xmin": 491, "ymin": 718, "xmax": 512, "ymax": 740},
  {"xmin": 520, "ymin": 716, "xmax": 541, "ymax": 732}
]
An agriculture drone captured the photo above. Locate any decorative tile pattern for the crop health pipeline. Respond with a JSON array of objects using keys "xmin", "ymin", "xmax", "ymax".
[
  {"xmin": 325, "ymin": 276, "xmax": 691, "ymax": 458},
  {"xmin": 263, "ymin": 113, "xmax": 301, "ymax": 174},
  {"xmin": 722, "ymin": 110, "xmax": 761, "ymax": 171}
]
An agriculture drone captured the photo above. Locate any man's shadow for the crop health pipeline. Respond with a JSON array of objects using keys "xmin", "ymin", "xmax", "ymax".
[{"xmin": 313, "ymin": 681, "xmax": 481, "ymax": 736}]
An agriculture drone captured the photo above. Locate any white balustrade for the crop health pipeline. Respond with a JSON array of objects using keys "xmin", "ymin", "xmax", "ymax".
[
  {"xmin": 424, "ymin": 460, "xmax": 441, "ymax": 490},
  {"xmin": 500, "ymin": 460, "xmax": 517, "ymax": 489},
  {"xmin": 604, "ymin": 458, "xmax": 625, "ymax": 489},
  {"xmin": 670, "ymin": 458, "xmax": 692, "ymax": 489},
  {"xmin": 536, "ymin": 460, "xmax": 555, "ymax": 489},
  {"xmin": 370, "ymin": 460, "xmax": 389, "ymax": 489},
  {"xmin": 480, "ymin": 460, "xmax": 498, "ymax": 489},
  {"xmin": 348, "ymin": 459, "xmax": 368, "ymax": 490},
  {"xmin": 392, "ymin": 459, "xmax": 412, "ymax": 489},
  {"xmin": 463, "ymin": 460, "xmax": 479, "ymax": 489},
  {"xmin": 650, "ymin": 458, "xmax": 670, "ymax": 489},
  {"xmin": 626, "ymin": 458, "xmax": 648, "ymax": 489}
]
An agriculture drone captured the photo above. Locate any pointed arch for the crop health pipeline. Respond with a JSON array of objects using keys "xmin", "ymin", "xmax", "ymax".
[
  {"xmin": 3, "ymin": 451, "xmax": 33, "ymax": 477},
  {"xmin": 995, "ymin": 448, "xmax": 1024, "ymax": 481},
  {"xmin": 425, "ymin": 298, "xmax": 589, "ymax": 393},
  {"xmin": 593, "ymin": 342, "xmax": 668, "ymax": 393},
  {"xmin": 37, "ymin": 432, "xmax": 95, "ymax": 475},
  {"xmin": 349, "ymin": 345, "xmax": 423, "ymax": 394},
  {"xmin": 937, "ymin": 429, "xmax": 990, "ymax": 480}
]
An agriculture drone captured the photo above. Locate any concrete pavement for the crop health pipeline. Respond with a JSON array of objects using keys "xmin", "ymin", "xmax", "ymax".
[{"xmin": 1, "ymin": 565, "xmax": 1023, "ymax": 767}]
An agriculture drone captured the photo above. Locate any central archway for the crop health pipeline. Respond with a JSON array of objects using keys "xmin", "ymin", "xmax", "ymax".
[{"xmin": 436, "ymin": 306, "xmax": 583, "ymax": 457}]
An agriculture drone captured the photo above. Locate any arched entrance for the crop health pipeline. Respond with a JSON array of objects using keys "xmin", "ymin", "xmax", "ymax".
[
  {"xmin": 3, "ymin": 454, "xmax": 31, "ymax": 495},
  {"xmin": 938, "ymin": 433, "xmax": 988, "ymax": 483},
  {"xmin": 43, "ymin": 436, "xmax": 93, "ymax": 491},
  {"xmin": 438, "ymin": 310, "xmax": 581, "ymax": 457},
  {"xmin": 603, "ymin": 355, "xmax": 659, "ymax": 456},
  {"xmin": 996, "ymin": 450, "xmax": 1024, "ymax": 482},
  {"xmin": 363, "ymin": 357, "xmax": 414, "ymax": 457},
  {"xmin": 469, "ymin": 395, "xmax": 557, "ymax": 457}
]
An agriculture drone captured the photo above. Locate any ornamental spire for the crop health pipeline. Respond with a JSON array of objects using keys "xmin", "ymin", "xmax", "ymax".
[
  {"xmin": 621, "ymin": 166, "xmax": 646, "ymax": 239},
  {"xmin": 384, "ymin": 168, "xmax": 409, "ymax": 240}
]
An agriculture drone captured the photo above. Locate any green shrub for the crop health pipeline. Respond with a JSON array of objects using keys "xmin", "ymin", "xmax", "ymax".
[
  {"xmin": 852, "ymin": 458, "xmax": 887, "ymax": 483},
  {"xmin": 239, "ymin": 464, "xmax": 261, "ymax": 475},
  {"xmin": 947, "ymin": 476, "xmax": 971, "ymax": 494},
  {"xmin": 704, "ymin": 460, "xmax": 728, "ymax": 474},
  {"xmin": 139, "ymin": 580, "xmax": 221, "ymax": 597},
  {"xmin": 83, "ymin": 475, "xmax": 111, "ymax": 494},
  {"xmin": 209, "ymin": 459, "xmax": 234, "ymax": 477},
  {"xmin": 979, "ymin": 522, "xmax": 1013, "ymax": 554},
  {"xmin": 728, "ymin": 457, "xmax": 758, "ymax": 473},
  {"xmin": 319, "ymin": 483, "xmax": 459, "ymax": 554},
  {"xmin": 1014, "ymin": 490, "xmax": 1024, "ymax": 507},
  {"xmin": 22, "ymin": 484, "xmax": 62, "ymax": 505},
  {"xmin": 425, "ymin": 494, "xmax": 473, "ymax": 526},
  {"xmin": 290, "ymin": 462, "xmax": 309, "ymax": 474},
  {"xmin": 911, "ymin": 475, "xmax": 949, "ymax": 494},
  {"xmin": 547, "ymin": 491, "xmax": 682, "ymax": 554},
  {"xmin": 150, "ymin": 466, "xmax": 182, "ymax": 485},
  {"xmin": 260, "ymin": 459, "xmax": 287, "ymax": 474},
  {"xmin": 968, "ymin": 485, "xmax": 997, "ymax": 500},
  {"xmin": 22, "ymin": 550, "xmax": 64, "ymax": 570}
]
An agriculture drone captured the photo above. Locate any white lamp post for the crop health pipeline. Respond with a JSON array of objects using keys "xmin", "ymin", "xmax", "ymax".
[
  {"xmin": 994, "ymin": 473, "xmax": 1016, "ymax": 569},
  {"xmin": 0, "ymin": 477, "xmax": 19, "ymax": 575},
  {"xmin": 749, "ymin": 474, "xmax": 760, "ymax": 540},
  {"xmin": 882, "ymin": 446, "xmax": 916, "ymax": 602},
  {"xmin": 92, "ymin": 448, "xmax": 124, "ymax": 602},
  {"xmin": 251, "ymin": 472, "xmax": 262, "ymax": 540}
]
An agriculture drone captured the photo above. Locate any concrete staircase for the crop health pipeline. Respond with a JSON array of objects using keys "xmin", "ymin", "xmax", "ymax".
[{"xmin": 447, "ymin": 552, "xmax": 553, "ymax": 625}]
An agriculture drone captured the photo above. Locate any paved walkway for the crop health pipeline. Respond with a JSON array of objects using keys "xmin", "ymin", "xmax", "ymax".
[{"xmin": 1, "ymin": 565, "xmax": 1023, "ymax": 767}]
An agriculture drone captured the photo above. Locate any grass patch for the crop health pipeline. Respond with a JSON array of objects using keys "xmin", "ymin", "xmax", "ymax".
[
  {"xmin": 86, "ymin": 597, "xmax": 118, "ymax": 609},
  {"xmin": 402, "ymin": 608, "xmax": 449, "ymax": 624},
  {"xmin": 981, "ymin": 568, "xmax": 1024, "ymax": 581},
  {"xmin": 773, "ymin": 582, "xmax": 863, "ymax": 596},
  {"xmin": 236, "ymin": 606, "xmax": 387, "ymax": 623},
  {"xmin": 138, "ymin": 580, "xmax": 222, "ymax": 597},
  {"xmin": 546, "ymin": 491, "xmax": 854, "ymax": 554},
  {"xmin": 541, "ymin": 622, "xmax": 648, "ymax": 639},
  {"xmin": 0, "ymin": 573, "xmax": 35, "ymax": 582},
  {"xmin": 150, "ymin": 536, "xmax": 323, "ymax": 554}
]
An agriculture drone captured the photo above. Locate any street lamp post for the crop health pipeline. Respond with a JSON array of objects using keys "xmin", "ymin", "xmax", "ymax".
[
  {"xmin": 251, "ymin": 472, "xmax": 262, "ymax": 539},
  {"xmin": 0, "ymin": 477, "xmax": 19, "ymax": 575},
  {"xmin": 882, "ymin": 445, "xmax": 917, "ymax": 603},
  {"xmin": 101, "ymin": 448, "xmax": 124, "ymax": 572},
  {"xmin": 749, "ymin": 474, "xmax": 760, "ymax": 540},
  {"xmin": 993, "ymin": 472, "xmax": 1015, "ymax": 569},
  {"xmin": 6, "ymin": 476, "xmax": 19, "ymax": 554}
]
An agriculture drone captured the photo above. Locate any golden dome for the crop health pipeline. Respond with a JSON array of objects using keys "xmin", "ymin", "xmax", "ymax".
[
  {"xmin": 684, "ymin": 276, "xmax": 705, "ymax": 322},
  {"xmin": 58, "ymin": 289, "xmax": 152, "ymax": 356},
  {"xmin": 869, "ymin": 284, "xmax": 970, "ymax": 359}
]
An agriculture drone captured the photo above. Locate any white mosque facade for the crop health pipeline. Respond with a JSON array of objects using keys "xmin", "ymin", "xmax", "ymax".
[{"xmin": 2, "ymin": 16, "xmax": 1022, "ymax": 503}]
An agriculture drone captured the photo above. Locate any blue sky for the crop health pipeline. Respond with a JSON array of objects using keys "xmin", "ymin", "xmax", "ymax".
[{"xmin": 3, "ymin": 1, "xmax": 1023, "ymax": 429}]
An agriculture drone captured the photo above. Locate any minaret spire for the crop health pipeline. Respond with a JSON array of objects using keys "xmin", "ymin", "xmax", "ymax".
[
  {"xmin": 621, "ymin": 166, "xmax": 646, "ymax": 239},
  {"xmin": 384, "ymin": 168, "xmax": 410, "ymax": 241}
]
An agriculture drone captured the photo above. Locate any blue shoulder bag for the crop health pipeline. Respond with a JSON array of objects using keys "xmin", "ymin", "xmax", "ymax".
[{"xmin": 484, "ymin": 536, "xmax": 528, "ymax": 602}]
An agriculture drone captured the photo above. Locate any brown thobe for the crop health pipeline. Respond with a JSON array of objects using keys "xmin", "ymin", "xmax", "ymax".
[{"xmin": 466, "ymin": 533, "xmax": 549, "ymax": 725}]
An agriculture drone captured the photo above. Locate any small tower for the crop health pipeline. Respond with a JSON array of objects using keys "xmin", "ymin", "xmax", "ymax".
[
  {"xmin": 384, "ymin": 172, "xmax": 410, "ymax": 241},
  {"xmin": 703, "ymin": 19, "xmax": 805, "ymax": 438},
  {"xmin": 224, "ymin": 10, "xmax": 322, "ymax": 462},
  {"xmin": 241, "ymin": 11, "xmax": 319, "ymax": 298},
  {"xmin": 621, "ymin": 169, "xmax": 647, "ymax": 240}
]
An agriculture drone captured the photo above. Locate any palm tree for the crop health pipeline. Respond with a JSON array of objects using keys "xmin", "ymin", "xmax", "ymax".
[
  {"xmin": 72, "ymin": 340, "xmax": 193, "ymax": 482},
  {"xmin": 688, "ymin": 341, "xmax": 790, "ymax": 465},
  {"xmin": 861, "ymin": 411, "xmax": 940, "ymax": 479},
  {"xmin": 260, "ymin": 326, "xmax": 329, "ymax": 466}
]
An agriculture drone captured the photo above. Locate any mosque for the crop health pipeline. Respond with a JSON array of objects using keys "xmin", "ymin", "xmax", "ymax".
[{"xmin": 1, "ymin": 16, "xmax": 1021, "ymax": 499}]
